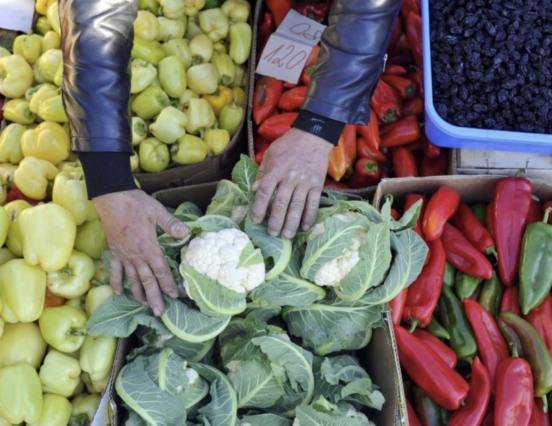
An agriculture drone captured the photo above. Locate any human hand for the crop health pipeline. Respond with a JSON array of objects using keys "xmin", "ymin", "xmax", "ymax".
[
  {"xmin": 93, "ymin": 190, "xmax": 189, "ymax": 316},
  {"xmin": 252, "ymin": 128, "xmax": 333, "ymax": 238}
]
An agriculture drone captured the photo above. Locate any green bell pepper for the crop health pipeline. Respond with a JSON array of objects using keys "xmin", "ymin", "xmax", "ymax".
[
  {"xmin": 211, "ymin": 52, "xmax": 235, "ymax": 86},
  {"xmin": 38, "ymin": 350, "xmax": 82, "ymax": 397},
  {"xmin": 0, "ymin": 364, "xmax": 43, "ymax": 424},
  {"xmin": 199, "ymin": 8, "xmax": 229, "ymax": 42},
  {"xmin": 160, "ymin": 39, "xmax": 193, "ymax": 69},
  {"xmin": 75, "ymin": 220, "xmax": 108, "ymax": 260},
  {"xmin": 13, "ymin": 34, "xmax": 42, "ymax": 65},
  {"xmin": 33, "ymin": 62, "xmax": 47, "ymax": 84},
  {"xmin": 149, "ymin": 106, "xmax": 188, "ymax": 144},
  {"xmin": 52, "ymin": 166, "xmax": 96, "ymax": 224},
  {"xmin": 132, "ymin": 117, "xmax": 148, "ymax": 146},
  {"xmin": 42, "ymin": 30, "xmax": 61, "ymax": 51},
  {"xmin": 156, "ymin": 17, "xmax": 185, "ymax": 42},
  {"xmin": 37, "ymin": 48, "xmax": 62, "ymax": 83},
  {"xmin": 85, "ymin": 285, "xmax": 114, "ymax": 317},
  {"xmin": 160, "ymin": 0, "xmax": 185, "ymax": 19},
  {"xmin": 38, "ymin": 94, "xmax": 68, "ymax": 123},
  {"xmin": 213, "ymin": 40, "xmax": 228, "ymax": 54},
  {"xmin": 0, "ymin": 48, "xmax": 9, "ymax": 59},
  {"xmin": 47, "ymin": 250, "xmax": 95, "ymax": 299},
  {"xmin": 27, "ymin": 393, "xmax": 72, "ymax": 426},
  {"xmin": 159, "ymin": 56, "xmax": 187, "ymax": 98},
  {"xmin": 232, "ymin": 86, "xmax": 246, "ymax": 107},
  {"xmin": 36, "ymin": 17, "xmax": 53, "ymax": 36},
  {"xmin": 139, "ymin": 138, "xmax": 170, "ymax": 173},
  {"xmin": 184, "ymin": 0, "xmax": 207, "ymax": 16},
  {"xmin": 130, "ymin": 59, "xmax": 157, "ymax": 94},
  {"xmin": 21, "ymin": 120, "xmax": 71, "ymax": 164},
  {"xmin": 0, "ymin": 123, "xmax": 26, "ymax": 164},
  {"xmin": 478, "ymin": 272, "xmax": 503, "ymax": 318},
  {"xmin": 204, "ymin": 128, "xmax": 230, "ymax": 154},
  {"xmin": 139, "ymin": 0, "xmax": 159, "ymax": 14},
  {"xmin": 221, "ymin": 0, "xmax": 250, "ymax": 23},
  {"xmin": 53, "ymin": 58, "xmax": 63, "ymax": 87},
  {"xmin": 134, "ymin": 10, "xmax": 159, "ymax": 42},
  {"xmin": 131, "ymin": 37, "xmax": 166, "ymax": 67},
  {"xmin": 187, "ymin": 63, "xmax": 219, "ymax": 94},
  {"xmin": 0, "ymin": 55, "xmax": 34, "ymax": 99},
  {"xmin": 232, "ymin": 63, "xmax": 247, "ymax": 87},
  {"xmin": 190, "ymin": 34, "xmax": 213, "ymax": 65},
  {"xmin": 219, "ymin": 101, "xmax": 243, "ymax": 136},
  {"xmin": 29, "ymin": 83, "xmax": 58, "ymax": 114},
  {"xmin": 185, "ymin": 98, "xmax": 216, "ymax": 134},
  {"xmin": 0, "ymin": 249, "xmax": 17, "ymax": 268},
  {"xmin": 454, "ymin": 270, "xmax": 481, "ymax": 301},
  {"xmin": 186, "ymin": 15, "xmax": 205, "ymax": 39},
  {"xmin": 3, "ymin": 99, "xmax": 36, "ymax": 125},
  {"xmin": 79, "ymin": 335, "xmax": 117, "ymax": 381},
  {"xmin": 179, "ymin": 88, "xmax": 200, "ymax": 108},
  {"xmin": 131, "ymin": 87, "xmax": 171, "ymax": 120},
  {"xmin": 0, "ymin": 322, "xmax": 47, "ymax": 369},
  {"xmin": 70, "ymin": 394, "xmax": 101, "ymax": 426},
  {"xmin": 229, "ymin": 22, "xmax": 252, "ymax": 65},
  {"xmin": 39, "ymin": 306, "xmax": 87, "ymax": 353},
  {"xmin": 172, "ymin": 134, "xmax": 209, "ymax": 165},
  {"xmin": 47, "ymin": 2, "xmax": 61, "ymax": 34},
  {"xmin": 92, "ymin": 259, "xmax": 109, "ymax": 287}
]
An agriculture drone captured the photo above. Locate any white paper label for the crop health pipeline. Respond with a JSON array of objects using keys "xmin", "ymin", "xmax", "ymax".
[
  {"xmin": 256, "ymin": 10, "xmax": 327, "ymax": 84},
  {"xmin": 0, "ymin": 0, "xmax": 34, "ymax": 33}
]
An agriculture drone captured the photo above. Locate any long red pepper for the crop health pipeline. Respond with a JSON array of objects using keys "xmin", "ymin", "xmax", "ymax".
[
  {"xmin": 406, "ymin": 12, "xmax": 423, "ymax": 68},
  {"xmin": 258, "ymin": 12, "xmax": 275, "ymax": 57},
  {"xmin": 526, "ymin": 198, "xmax": 544, "ymax": 227},
  {"xmin": 387, "ymin": 17, "xmax": 402, "ymax": 52},
  {"xmin": 400, "ymin": 0, "xmax": 421, "ymax": 22},
  {"xmin": 277, "ymin": 86, "xmax": 308, "ymax": 112},
  {"xmin": 356, "ymin": 137, "xmax": 390, "ymax": 167},
  {"xmin": 404, "ymin": 97, "xmax": 425, "ymax": 120},
  {"xmin": 441, "ymin": 223, "xmax": 494, "ymax": 280},
  {"xmin": 482, "ymin": 406, "xmax": 495, "ymax": 426},
  {"xmin": 402, "ymin": 238, "xmax": 445, "ymax": 329},
  {"xmin": 410, "ymin": 69, "xmax": 424, "ymax": 98},
  {"xmin": 266, "ymin": 0, "xmax": 292, "ymax": 27},
  {"xmin": 405, "ymin": 398, "xmax": 423, "ymax": 426},
  {"xmin": 447, "ymin": 357, "xmax": 492, "ymax": 426},
  {"xmin": 394, "ymin": 324, "xmax": 469, "ymax": 411},
  {"xmin": 495, "ymin": 358, "xmax": 534, "ymax": 426},
  {"xmin": 381, "ymin": 75, "xmax": 418, "ymax": 100},
  {"xmin": 253, "ymin": 77, "xmax": 283, "ymax": 125},
  {"xmin": 464, "ymin": 298, "xmax": 510, "ymax": 394},
  {"xmin": 258, "ymin": 113, "xmax": 298, "ymax": 142},
  {"xmin": 370, "ymin": 79, "xmax": 403, "ymax": 122},
  {"xmin": 493, "ymin": 175, "xmax": 533, "ymax": 286},
  {"xmin": 413, "ymin": 329, "xmax": 458, "ymax": 369},
  {"xmin": 403, "ymin": 193, "xmax": 426, "ymax": 238},
  {"xmin": 356, "ymin": 110, "xmax": 381, "ymax": 151},
  {"xmin": 420, "ymin": 152, "xmax": 448, "ymax": 177},
  {"xmin": 323, "ymin": 179, "xmax": 350, "ymax": 191},
  {"xmin": 486, "ymin": 198, "xmax": 496, "ymax": 237},
  {"xmin": 529, "ymin": 399, "xmax": 550, "ymax": 426},
  {"xmin": 347, "ymin": 158, "xmax": 380, "ymax": 189},
  {"xmin": 389, "ymin": 288, "xmax": 408, "ymax": 325},
  {"xmin": 380, "ymin": 116, "xmax": 421, "ymax": 148},
  {"xmin": 421, "ymin": 134, "xmax": 441, "ymax": 159},
  {"xmin": 393, "ymin": 147, "xmax": 419, "ymax": 178},
  {"xmin": 501, "ymin": 287, "xmax": 522, "ymax": 316},
  {"xmin": 453, "ymin": 203, "xmax": 497, "ymax": 257},
  {"xmin": 384, "ymin": 64, "xmax": 408, "ymax": 76},
  {"xmin": 423, "ymin": 186, "xmax": 461, "ymax": 241},
  {"xmin": 525, "ymin": 294, "xmax": 552, "ymax": 359}
]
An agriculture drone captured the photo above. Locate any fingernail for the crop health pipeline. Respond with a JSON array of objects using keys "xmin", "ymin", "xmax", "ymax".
[
  {"xmin": 115, "ymin": 289, "xmax": 123, "ymax": 296},
  {"xmin": 170, "ymin": 290, "xmax": 179, "ymax": 299},
  {"xmin": 252, "ymin": 215, "xmax": 262, "ymax": 224},
  {"xmin": 268, "ymin": 229, "xmax": 279, "ymax": 237},
  {"xmin": 283, "ymin": 230, "xmax": 294, "ymax": 239},
  {"xmin": 302, "ymin": 225, "xmax": 311, "ymax": 232}
]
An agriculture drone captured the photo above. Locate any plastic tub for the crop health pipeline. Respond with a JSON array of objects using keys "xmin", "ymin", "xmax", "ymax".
[{"xmin": 422, "ymin": 0, "xmax": 552, "ymax": 154}]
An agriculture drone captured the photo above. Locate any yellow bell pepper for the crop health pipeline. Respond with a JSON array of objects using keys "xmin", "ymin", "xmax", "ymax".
[
  {"xmin": 232, "ymin": 86, "xmax": 246, "ymax": 107},
  {"xmin": 47, "ymin": 250, "xmax": 95, "ymax": 299},
  {"xmin": 232, "ymin": 63, "xmax": 247, "ymax": 88},
  {"xmin": 0, "ymin": 48, "xmax": 10, "ymax": 59},
  {"xmin": 33, "ymin": 62, "xmax": 47, "ymax": 84},
  {"xmin": 70, "ymin": 394, "xmax": 101, "ymax": 426},
  {"xmin": 213, "ymin": 40, "xmax": 228, "ymax": 54},
  {"xmin": 14, "ymin": 157, "xmax": 59, "ymax": 200},
  {"xmin": 149, "ymin": 106, "xmax": 188, "ymax": 144},
  {"xmin": 36, "ymin": 0, "xmax": 56, "ymax": 15},
  {"xmin": 0, "ymin": 165, "xmax": 17, "ymax": 191},
  {"xmin": 47, "ymin": 2, "xmax": 61, "ymax": 34},
  {"xmin": 5, "ymin": 200, "xmax": 32, "ymax": 257},
  {"xmin": 229, "ymin": 22, "xmax": 252, "ymax": 65},
  {"xmin": 80, "ymin": 335, "xmax": 117, "ymax": 381},
  {"xmin": 0, "ymin": 364, "xmax": 43, "ymax": 424},
  {"xmin": 38, "ymin": 350, "xmax": 81, "ymax": 397},
  {"xmin": 160, "ymin": 39, "xmax": 192, "ymax": 69},
  {"xmin": 39, "ymin": 306, "xmax": 87, "ymax": 353},
  {"xmin": 0, "ymin": 249, "xmax": 17, "ymax": 268},
  {"xmin": 0, "ymin": 322, "xmax": 46, "ymax": 369},
  {"xmin": 65, "ymin": 296, "xmax": 86, "ymax": 313},
  {"xmin": 190, "ymin": 34, "xmax": 213, "ymax": 64},
  {"xmin": 160, "ymin": 0, "xmax": 185, "ymax": 19},
  {"xmin": 22, "ymin": 121, "xmax": 70, "ymax": 164},
  {"xmin": 156, "ymin": 17, "xmax": 185, "ymax": 42},
  {"xmin": 139, "ymin": 138, "xmax": 170, "ymax": 173},
  {"xmin": 139, "ymin": 0, "xmax": 159, "ymax": 14},
  {"xmin": 204, "ymin": 128, "xmax": 230, "ymax": 154},
  {"xmin": 202, "ymin": 85, "xmax": 233, "ymax": 116},
  {"xmin": 92, "ymin": 259, "xmax": 110, "ymax": 286},
  {"xmin": 132, "ymin": 117, "xmax": 148, "ymax": 146},
  {"xmin": 85, "ymin": 285, "xmax": 114, "ymax": 317},
  {"xmin": 211, "ymin": 53, "xmax": 235, "ymax": 86},
  {"xmin": 131, "ymin": 87, "xmax": 171, "ymax": 120},
  {"xmin": 0, "ymin": 210, "xmax": 8, "ymax": 250},
  {"xmin": 26, "ymin": 84, "xmax": 44, "ymax": 102},
  {"xmin": 184, "ymin": 0, "xmax": 206, "ymax": 16},
  {"xmin": 27, "ymin": 394, "xmax": 71, "ymax": 426},
  {"xmin": 75, "ymin": 219, "xmax": 108, "ymax": 260},
  {"xmin": 0, "ymin": 414, "xmax": 8, "ymax": 426},
  {"xmin": 53, "ymin": 59, "xmax": 63, "ymax": 86},
  {"xmin": 187, "ymin": 63, "xmax": 219, "ymax": 94},
  {"xmin": 41, "ymin": 31, "xmax": 60, "ymax": 51},
  {"xmin": 159, "ymin": 56, "xmax": 187, "ymax": 98},
  {"xmin": 20, "ymin": 203, "xmax": 77, "ymax": 272},
  {"xmin": 130, "ymin": 150, "xmax": 140, "ymax": 172},
  {"xmin": 37, "ymin": 48, "xmax": 62, "ymax": 83},
  {"xmin": 0, "ymin": 259, "xmax": 46, "ymax": 323},
  {"xmin": 134, "ymin": 10, "xmax": 159, "ymax": 42},
  {"xmin": 57, "ymin": 160, "xmax": 81, "ymax": 173},
  {"xmin": 185, "ymin": 98, "xmax": 216, "ymax": 134},
  {"xmin": 0, "ymin": 55, "xmax": 34, "ymax": 98},
  {"xmin": 29, "ymin": 83, "xmax": 57, "ymax": 113},
  {"xmin": 13, "ymin": 34, "xmax": 42, "ymax": 65},
  {"xmin": 221, "ymin": 0, "xmax": 250, "ymax": 22},
  {"xmin": 82, "ymin": 371, "xmax": 109, "ymax": 394},
  {"xmin": 3, "ymin": 99, "xmax": 36, "ymax": 125},
  {"xmin": 219, "ymin": 101, "xmax": 244, "ymax": 136},
  {"xmin": 0, "ymin": 301, "xmax": 3, "ymax": 339},
  {"xmin": 37, "ymin": 94, "xmax": 68, "ymax": 122},
  {"xmin": 179, "ymin": 88, "xmax": 200, "ymax": 108},
  {"xmin": 0, "ymin": 188, "xmax": 5, "ymax": 208},
  {"xmin": 130, "ymin": 59, "xmax": 157, "ymax": 94},
  {"xmin": 0, "ymin": 123, "xmax": 26, "ymax": 164},
  {"xmin": 131, "ymin": 37, "xmax": 166, "ymax": 67},
  {"xmin": 52, "ymin": 167, "xmax": 97, "ymax": 225},
  {"xmin": 35, "ymin": 17, "xmax": 52, "ymax": 35},
  {"xmin": 186, "ymin": 15, "xmax": 205, "ymax": 38},
  {"xmin": 199, "ymin": 8, "xmax": 229, "ymax": 42},
  {"xmin": 171, "ymin": 134, "xmax": 209, "ymax": 164}
]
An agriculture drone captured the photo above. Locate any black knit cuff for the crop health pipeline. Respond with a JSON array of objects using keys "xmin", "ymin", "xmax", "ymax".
[
  {"xmin": 79, "ymin": 152, "xmax": 138, "ymax": 199},
  {"xmin": 292, "ymin": 109, "xmax": 346, "ymax": 145}
]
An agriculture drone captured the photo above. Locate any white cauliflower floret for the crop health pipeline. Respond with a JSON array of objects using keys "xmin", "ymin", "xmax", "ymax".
[
  {"xmin": 185, "ymin": 368, "xmax": 199, "ymax": 385},
  {"xmin": 231, "ymin": 204, "xmax": 248, "ymax": 224},
  {"xmin": 182, "ymin": 228, "xmax": 265, "ymax": 294},
  {"xmin": 346, "ymin": 407, "xmax": 370, "ymax": 423}
]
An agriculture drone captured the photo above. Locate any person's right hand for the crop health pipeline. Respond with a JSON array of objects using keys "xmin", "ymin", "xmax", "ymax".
[{"xmin": 93, "ymin": 189, "xmax": 189, "ymax": 316}]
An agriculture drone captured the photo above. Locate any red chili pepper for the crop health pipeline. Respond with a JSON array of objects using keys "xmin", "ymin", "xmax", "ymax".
[
  {"xmin": 370, "ymin": 79, "xmax": 403, "ymax": 123},
  {"xmin": 403, "ymin": 97, "xmax": 425, "ymax": 120},
  {"xmin": 393, "ymin": 147, "xmax": 419, "ymax": 178},
  {"xmin": 391, "ymin": 209, "xmax": 401, "ymax": 220},
  {"xmin": 453, "ymin": 203, "xmax": 497, "ymax": 256},
  {"xmin": 6, "ymin": 186, "xmax": 43, "ymax": 205},
  {"xmin": 529, "ymin": 399, "xmax": 550, "ymax": 426},
  {"xmin": 413, "ymin": 328, "xmax": 458, "ymax": 369},
  {"xmin": 423, "ymin": 186, "xmax": 461, "ymax": 241},
  {"xmin": 277, "ymin": 86, "xmax": 308, "ymax": 112},
  {"xmin": 544, "ymin": 202, "xmax": 552, "ymax": 224},
  {"xmin": 525, "ymin": 294, "xmax": 552, "ymax": 359},
  {"xmin": 501, "ymin": 287, "xmax": 522, "ymax": 316},
  {"xmin": 404, "ymin": 140, "xmax": 422, "ymax": 152},
  {"xmin": 356, "ymin": 109, "xmax": 381, "ymax": 151},
  {"xmin": 495, "ymin": 358, "xmax": 534, "ymax": 426},
  {"xmin": 266, "ymin": 0, "xmax": 292, "ymax": 27},
  {"xmin": 447, "ymin": 356, "xmax": 492, "ymax": 426},
  {"xmin": 394, "ymin": 324, "xmax": 470, "ymax": 411},
  {"xmin": 396, "ymin": 33, "xmax": 411, "ymax": 51},
  {"xmin": 258, "ymin": 12, "xmax": 275, "ymax": 55},
  {"xmin": 526, "ymin": 198, "xmax": 544, "ymax": 227},
  {"xmin": 406, "ymin": 12, "xmax": 423, "ymax": 68},
  {"xmin": 402, "ymin": 238, "xmax": 445, "ymax": 329},
  {"xmin": 254, "ymin": 133, "xmax": 270, "ymax": 152},
  {"xmin": 356, "ymin": 138, "xmax": 390, "ymax": 167},
  {"xmin": 420, "ymin": 151, "xmax": 448, "ymax": 177},
  {"xmin": 347, "ymin": 158, "xmax": 380, "ymax": 189},
  {"xmin": 305, "ymin": 45, "xmax": 320, "ymax": 68},
  {"xmin": 387, "ymin": 17, "xmax": 402, "ymax": 52},
  {"xmin": 294, "ymin": 3, "xmax": 330, "ymax": 24},
  {"xmin": 384, "ymin": 64, "xmax": 408, "ymax": 76},
  {"xmin": 388, "ymin": 46, "xmax": 415, "ymax": 66},
  {"xmin": 406, "ymin": 398, "xmax": 423, "ymax": 426},
  {"xmin": 323, "ymin": 179, "xmax": 350, "ymax": 190},
  {"xmin": 410, "ymin": 69, "xmax": 424, "ymax": 98},
  {"xmin": 258, "ymin": 113, "xmax": 298, "ymax": 142},
  {"xmin": 390, "ymin": 288, "xmax": 408, "ymax": 325},
  {"xmin": 253, "ymin": 77, "xmax": 284, "ymax": 126},
  {"xmin": 382, "ymin": 75, "xmax": 418, "ymax": 100},
  {"xmin": 380, "ymin": 116, "xmax": 421, "ymax": 148},
  {"xmin": 400, "ymin": 0, "xmax": 421, "ymax": 22},
  {"xmin": 464, "ymin": 299, "xmax": 510, "ymax": 394},
  {"xmin": 493, "ymin": 175, "xmax": 533, "ymax": 286},
  {"xmin": 421, "ymin": 134, "xmax": 440, "ymax": 159},
  {"xmin": 255, "ymin": 150, "xmax": 265, "ymax": 165},
  {"xmin": 482, "ymin": 406, "xmax": 495, "ymax": 426},
  {"xmin": 404, "ymin": 193, "xmax": 426, "ymax": 238},
  {"xmin": 301, "ymin": 66, "xmax": 315, "ymax": 86},
  {"xmin": 486, "ymin": 198, "xmax": 496, "ymax": 238}
]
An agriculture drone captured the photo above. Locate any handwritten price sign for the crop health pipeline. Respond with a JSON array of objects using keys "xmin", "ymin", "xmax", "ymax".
[{"xmin": 256, "ymin": 10, "xmax": 327, "ymax": 84}]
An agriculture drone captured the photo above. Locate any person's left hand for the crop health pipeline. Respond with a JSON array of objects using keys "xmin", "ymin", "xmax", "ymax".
[{"xmin": 252, "ymin": 128, "xmax": 333, "ymax": 238}]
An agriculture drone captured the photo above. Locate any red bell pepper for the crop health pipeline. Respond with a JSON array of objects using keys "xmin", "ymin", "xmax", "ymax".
[
  {"xmin": 302, "ymin": 66, "xmax": 315, "ymax": 86},
  {"xmin": 253, "ymin": 77, "xmax": 284, "ymax": 125},
  {"xmin": 402, "ymin": 238, "xmax": 445, "ymax": 330},
  {"xmin": 493, "ymin": 175, "xmax": 533, "ymax": 286},
  {"xmin": 380, "ymin": 115, "xmax": 421, "ymax": 148},
  {"xmin": 482, "ymin": 406, "xmax": 495, "ymax": 426},
  {"xmin": 410, "ymin": 69, "xmax": 424, "ymax": 98},
  {"xmin": 447, "ymin": 356, "xmax": 492, "ymax": 426},
  {"xmin": 403, "ymin": 97, "xmax": 425, "ymax": 120},
  {"xmin": 423, "ymin": 186, "xmax": 461, "ymax": 241},
  {"xmin": 394, "ymin": 324, "xmax": 470, "ymax": 411},
  {"xmin": 420, "ymin": 151, "xmax": 448, "ymax": 177},
  {"xmin": 525, "ymin": 294, "xmax": 552, "ymax": 359},
  {"xmin": 328, "ymin": 124, "xmax": 356, "ymax": 182},
  {"xmin": 258, "ymin": 113, "xmax": 298, "ymax": 142},
  {"xmin": 529, "ymin": 399, "xmax": 550, "ymax": 426},
  {"xmin": 277, "ymin": 86, "xmax": 308, "ymax": 112},
  {"xmin": 388, "ymin": 46, "xmax": 415, "ymax": 66},
  {"xmin": 421, "ymin": 134, "xmax": 440, "ymax": 159},
  {"xmin": 258, "ymin": 12, "xmax": 275, "ymax": 57},
  {"xmin": 526, "ymin": 198, "xmax": 544, "ymax": 227},
  {"xmin": 255, "ymin": 150, "xmax": 265, "ymax": 165},
  {"xmin": 404, "ymin": 140, "xmax": 422, "ymax": 153},
  {"xmin": 356, "ymin": 109, "xmax": 380, "ymax": 151},
  {"xmin": 294, "ymin": 3, "xmax": 330, "ymax": 24},
  {"xmin": 464, "ymin": 299, "xmax": 510, "ymax": 394},
  {"xmin": 389, "ymin": 288, "xmax": 408, "ymax": 325},
  {"xmin": 486, "ymin": 198, "xmax": 496, "ymax": 237},
  {"xmin": 413, "ymin": 328, "xmax": 458, "ymax": 369},
  {"xmin": 501, "ymin": 287, "xmax": 522, "ymax": 316},
  {"xmin": 404, "ymin": 193, "xmax": 426, "ymax": 238},
  {"xmin": 406, "ymin": 12, "xmax": 423, "ymax": 68},
  {"xmin": 495, "ymin": 358, "xmax": 534, "ymax": 426},
  {"xmin": 453, "ymin": 203, "xmax": 497, "ymax": 257},
  {"xmin": 382, "ymin": 75, "xmax": 418, "ymax": 100},
  {"xmin": 384, "ymin": 64, "xmax": 408, "ymax": 76},
  {"xmin": 370, "ymin": 79, "xmax": 403, "ymax": 123},
  {"xmin": 6, "ymin": 186, "xmax": 43, "ymax": 205},
  {"xmin": 400, "ymin": 0, "xmax": 421, "ymax": 22},
  {"xmin": 393, "ymin": 147, "xmax": 419, "ymax": 178},
  {"xmin": 441, "ymin": 223, "xmax": 494, "ymax": 279},
  {"xmin": 406, "ymin": 398, "xmax": 423, "ymax": 426},
  {"xmin": 323, "ymin": 179, "xmax": 350, "ymax": 190},
  {"xmin": 305, "ymin": 45, "xmax": 320, "ymax": 68},
  {"xmin": 254, "ymin": 133, "xmax": 270, "ymax": 152},
  {"xmin": 387, "ymin": 17, "xmax": 402, "ymax": 52},
  {"xmin": 266, "ymin": 0, "xmax": 292, "ymax": 27},
  {"xmin": 356, "ymin": 137, "xmax": 390, "ymax": 167},
  {"xmin": 347, "ymin": 158, "xmax": 380, "ymax": 189},
  {"xmin": 391, "ymin": 209, "xmax": 401, "ymax": 220}
]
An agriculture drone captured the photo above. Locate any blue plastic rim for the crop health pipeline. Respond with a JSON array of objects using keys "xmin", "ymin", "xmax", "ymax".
[{"xmin": 422, "ymin": 0, "xmax": 552, "ymax": 154}]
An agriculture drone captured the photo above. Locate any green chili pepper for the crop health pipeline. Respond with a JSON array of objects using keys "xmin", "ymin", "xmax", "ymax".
[
  {"xmin": 426, "ymin": 316, "xmax": 450, "ymax": 340},
  {"xmin": 478, "ymin": 272, "xmax": 503, "ymax": 318},
  {"xmin": 439, "ymin": 285, "xmax": 478, "ymax": 363},
  {"xmin": 498, "ymin": 312, "xmax": 552, "ymax": 403},
  {"xmin": 471, "ymin": 203, "xmax": 487, "ymax": 225},
  {"xmin": 454, "ymin": 270, "xmax": 481, "ymax": 301},
  {"xmin": 443, "ymin": 262, "xmax": 456, "ymax": 288},
  {"xmin": 519, "ymin": 208, "xmax": 552, "ymax": 315},
  {"xmin": 413, "ymin": 386, "xmax": 450, "ymax": 426}
]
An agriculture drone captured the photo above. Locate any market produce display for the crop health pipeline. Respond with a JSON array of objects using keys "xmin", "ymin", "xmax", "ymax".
[
  {"xmin": 253, "ymin": 0, "xmax": 447, "ymax": 190},
  {"xmin": 86, "ymin": 155, "xmax": 429, "ymax": 425},
  {"xmin": 390, "ymin": 176, "xmax": 552, "ymax": 425}
]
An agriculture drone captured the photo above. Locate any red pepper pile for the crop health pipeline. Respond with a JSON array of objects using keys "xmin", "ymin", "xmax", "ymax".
[
  {"xmin": 391, "ymin": 178, "xmax": 552, "ymax": 426},
  {"xmin": 253, "ymin": 0, "xmax": 449, "ymax": 190}
]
